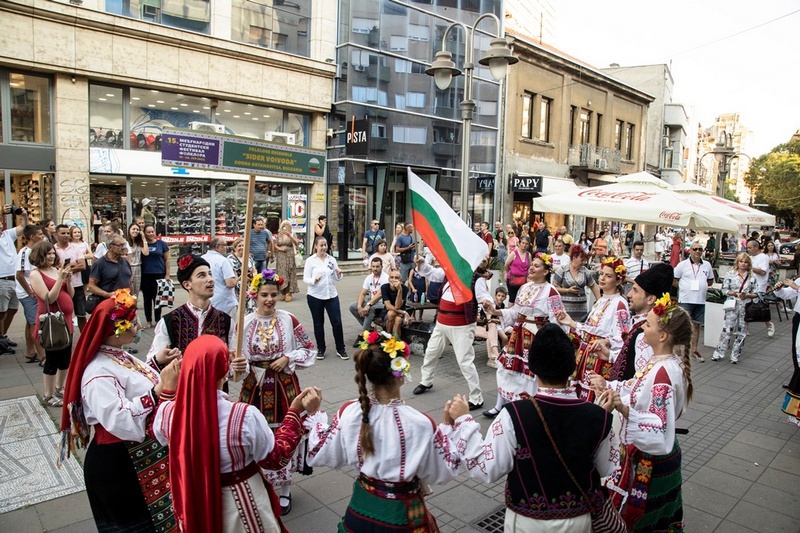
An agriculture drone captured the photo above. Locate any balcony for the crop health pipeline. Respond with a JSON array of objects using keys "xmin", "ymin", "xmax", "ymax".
[
  {"xmin": 433, "ymin": 142, "xmax": 459, "ymax": 157},
  {"xmin": 367, "ymin": 65, "xmax": 391, "ymax": 81},
  {"xmin": 372, "ymin": 137, "xmax": 388, "ymax": 151},
  {"xmin": 567, "ymin": 144, "xmax": 621, "ymax": 174}
]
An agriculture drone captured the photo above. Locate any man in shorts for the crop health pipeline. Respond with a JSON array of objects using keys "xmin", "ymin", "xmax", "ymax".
[
  {"xmin": 673, "ymin": 242, "xmax": 714, "ymax": 362},
  {"xmin": 15, "ymin": 224, "xmax": 45, "ymax": 363},
  {"xmin": 0, "ymin": 205, "xmax": 29, "ymax": 351}
]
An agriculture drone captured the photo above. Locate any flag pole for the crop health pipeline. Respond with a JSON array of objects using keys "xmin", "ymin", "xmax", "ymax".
[{"xmin": 233, "ymin": 174, "xmax": 257, "ymax": 381}]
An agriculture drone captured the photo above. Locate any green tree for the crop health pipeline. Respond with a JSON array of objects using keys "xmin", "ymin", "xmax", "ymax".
[{"xmin": 745, "ymin": 140, "xmax": 800, "ymax": 213}]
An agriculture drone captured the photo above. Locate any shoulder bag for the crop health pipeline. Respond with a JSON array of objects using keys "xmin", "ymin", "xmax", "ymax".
[
  {"xmin": 745, "ymin": 295, "xmax": 771, "ymax": 323},
  {"xmin": 724, "ymin": 274, "xmax": 749, "ymax": 312},
  {"xmin": 531, "ymin": 398, "xmax": 626, "ymax": 533},
  {"xmin": 38, "ymin": 293, "xmax": 71, "ymax": 351}
]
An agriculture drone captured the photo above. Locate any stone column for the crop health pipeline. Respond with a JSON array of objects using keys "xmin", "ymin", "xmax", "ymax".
[{"xmin": 53, "ymin": 73, "xmax": 91, "ymax": 233}]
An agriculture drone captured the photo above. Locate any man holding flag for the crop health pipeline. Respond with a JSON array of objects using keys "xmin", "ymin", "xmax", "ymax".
[{"xmin": 406, "ymin": 169, "xmax": 487, "ymax": 410}]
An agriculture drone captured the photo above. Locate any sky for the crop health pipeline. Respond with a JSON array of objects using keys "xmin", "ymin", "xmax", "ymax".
[{"xmin": 551, "ymin": 0, "xmax": 800, "ymax": 157}]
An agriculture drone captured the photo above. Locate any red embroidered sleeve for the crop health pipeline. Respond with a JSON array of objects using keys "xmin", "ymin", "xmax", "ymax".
[{"xmin": 257, "ymin": 408, "xmax": 304, "ymax": 470}]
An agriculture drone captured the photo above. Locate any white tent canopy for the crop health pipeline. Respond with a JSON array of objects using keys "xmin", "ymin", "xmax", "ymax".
[
  {"xmin": 669, "ymin": 183, "xmax": 776, "ymax": 227},
  {"xmin": 534, "ymin": 173, "xmax": 739, "ymax": 232}
]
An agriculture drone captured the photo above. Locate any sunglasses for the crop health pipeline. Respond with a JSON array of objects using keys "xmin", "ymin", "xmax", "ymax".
[{"xmin": 691, "ymin": 248, "xmax": 703, "ymax": 251}]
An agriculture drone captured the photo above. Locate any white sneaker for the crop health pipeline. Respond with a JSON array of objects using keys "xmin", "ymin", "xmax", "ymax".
[{"xmin": 767, "ymin": 322, "xmax": 775, "ymax": 337}]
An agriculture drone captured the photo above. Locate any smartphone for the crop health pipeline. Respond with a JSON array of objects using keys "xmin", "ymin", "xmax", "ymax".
[{"xmin": 64, "ymin": 258, "xmax": 71, "ymax": 265}]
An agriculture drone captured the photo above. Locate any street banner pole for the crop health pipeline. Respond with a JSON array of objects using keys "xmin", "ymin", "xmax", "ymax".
[{"xmin": 233, "ymin": 174, "xmax": 257, "ymax": 381}]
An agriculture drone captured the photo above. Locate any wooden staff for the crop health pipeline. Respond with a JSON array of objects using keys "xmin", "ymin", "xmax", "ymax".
[{"xmin": 233, "ymin": 174, "xmax": 257, "ymax": 382}]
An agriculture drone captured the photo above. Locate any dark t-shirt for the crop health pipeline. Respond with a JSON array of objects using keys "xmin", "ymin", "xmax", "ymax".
[
  {"xmin": 142, "ymin": 240, "xmax": 169, "ymax": 275},
  {"xmin": 363, "ymin": 229, "xmax": 385, "ymax": 255},
  {"xmin": 381, "ymin": 283, "xmax": 409, "ymax": 310},
  {"xmin": 90, "ymin": 255, "xmax": 132, "ymax": 292},
  {"xmin": 396, "ymin": 234, "xmax": 415, "ymax": 263},
  {"xmin": 535, "ymin": 229, "xmax": 550, "ymax": 250}
]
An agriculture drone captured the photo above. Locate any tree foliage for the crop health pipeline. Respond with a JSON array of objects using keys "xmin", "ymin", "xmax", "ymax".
[{"xmin": 745, "ymin": 140, "xmax": 800, "ymax": 212}]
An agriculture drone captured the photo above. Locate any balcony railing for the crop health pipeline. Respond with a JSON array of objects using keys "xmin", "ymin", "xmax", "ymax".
[
  {"xmin": 567, "ymin": 144, "xmax": 622, "ymax": 173},
  {"xmin": 367, "ymin": 65, "xmax": 391, "ymax": 80}
]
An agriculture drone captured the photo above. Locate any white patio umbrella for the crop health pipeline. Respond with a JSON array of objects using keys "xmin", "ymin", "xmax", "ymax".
[
  {"xmin": 669, "ymin": 183, "xmax": 775, "ymax": 227},
  {"xmin": 534, "ymin": 177, "xmax": 739, "ymax": 232}
]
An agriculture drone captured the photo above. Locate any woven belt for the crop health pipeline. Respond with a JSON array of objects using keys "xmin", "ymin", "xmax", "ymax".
[{"xmin": 221, "ymin": 462, "xmax": 260, "ymax": 487}]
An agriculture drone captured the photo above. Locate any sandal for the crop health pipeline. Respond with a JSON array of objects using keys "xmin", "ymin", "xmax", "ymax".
[
  {"xmin": 54, "ymin": 387, "xmax": 64, "ymax": 399},
  {"xmin": 44, "ymin": 395, "xmax": 63, "ymax": 407},
  {"xmin": 38, "ymin": 357, "xmax": 46, "ymax": 368},
  {"xmin": 25, "ymin": 354, "xmax": 41, "ymax": 364}
]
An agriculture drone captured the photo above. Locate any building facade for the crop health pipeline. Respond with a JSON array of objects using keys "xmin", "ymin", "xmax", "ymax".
[
  {"xmin": 0, "ymin": 0, "xmax": 336, "ymax": 253},
  {"xmin": 697, "ymin": 113, "xmax": 753, "ymax": 204},
  {"xmin": 502, "ymin": 35, "xmax": 654, "ymax": 235}
]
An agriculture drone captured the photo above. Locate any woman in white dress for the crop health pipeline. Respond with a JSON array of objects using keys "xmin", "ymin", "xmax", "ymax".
[
  {"xmin": 306, "ymin": 331, "xmax": 460, "ymax": 531},
  {"xmin": 237, "ymin": 269, "xmax": 317, "ymax": 515},
  {"xmin": 155, "ymin": 335, "xmax": 322, "ymax": 533},
  {"xmin": 482, "ymin": 252, "xmax": 566, "ymax": 418},
  {"xmin": 557, "ymin": 256, "xmax": 631, "ymax": 401}
]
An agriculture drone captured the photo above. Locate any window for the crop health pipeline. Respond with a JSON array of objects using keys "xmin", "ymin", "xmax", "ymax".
[
  {"xmin": 579, "ymin": 109, "xmax": 591, "ymax": 144},
  {"xmin": 477, "ymin": 100, "xmax": 498, "ymax": 116},
  {"xmin": 395, "ymin": 94, "xmax": 405, "ymax": 110},
  {"xmin": 353, "ymin": 18, "xmax": 378, "ymax": 34},
  {"xmin": 569, "ymin": 106, "xmax": 576, "ymax": 145},
  {"xmin": 470, "ymin": 130, "xmax": 496, "ymax": 146},
  {"xmin": 521, "ymin": 92, "xmax": 533, "ymax": 139},
  {"xmin": 89, "ymin": 85, "xmax": 124, "ymax": 148},
  {"xmin": 614, "ymin": 120, "xmax": 623, "ymax": 150},
  {"xmin": 106, "ymin": 0, "xmax": 211, "ymax": 34},
  {"xmin": 538, "ymin": 97, "xmax": 551, "ymax": 142},
  {"xmin": 390, "ymin": 35, "xmax": 408, "ymax": 52},
  {"xmin": 9, "ymin": 72, "xmax": 51, "ymax": 144},
  {"xmin": 406, "ymin": 92, "xmax": 425, "ymax": 108},
  {"xmin": 352, "ymin": 86, "xmax": 388, "ymax": 105},
  {"xmin": 393, "ymin": 126, "xmax": 427, "ymax": 144},
  {"xmin": 408, "ymin": 24, "xmax": 430, "ymax": 41},
  {"xmin": 372, "ymin": 123, "xmax": 386, "ymax": 138},
  {"xmin": 595, "ymin": 113, "xmax": 603, "ymax": 146},
  {"xmin": 625, "ymin": 123, "xmax": 635, "ymax": 159},
  {"xmin": 230, "ymin": 0, "xmax": 312, "ymax": 57},
  {"xmin": 394, "ymin": 59, "xmax": 427, "ymax": 74}
]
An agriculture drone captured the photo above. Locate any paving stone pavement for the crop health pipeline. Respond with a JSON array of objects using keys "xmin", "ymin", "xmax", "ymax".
[{"xmin": 0, "ymin": 271, "xmax": 798, "ymax": 532}]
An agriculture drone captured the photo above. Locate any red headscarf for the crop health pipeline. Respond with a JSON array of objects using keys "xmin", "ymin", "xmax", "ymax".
[
  {"xmin": 58, "ymin": 291, "xmax": 138, "ymax": 465},
  {"xmin": 168, "ymin": 335, "xmax": 230, "ymax": 533}
]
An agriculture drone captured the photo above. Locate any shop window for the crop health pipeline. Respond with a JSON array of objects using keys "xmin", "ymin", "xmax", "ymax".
[
  {"xmin": 90, "ymin": 85, "xmax": 124, "ymax": 148},
  {"xmin": 11, "ymin": 173, "xmax": 54, "ymax": 226},
  {"xmin": 165, "ymin": 179, "xmax": 211, "ymax": 254},
  {"xmin": 9, "ymin": 72, "xmax": 51, "ymax": 144}
]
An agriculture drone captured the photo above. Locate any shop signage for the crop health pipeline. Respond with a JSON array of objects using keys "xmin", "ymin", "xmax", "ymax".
[
  {"xmin": 288, "ymin": 194, "xmax": 308, "ymax": 233},
  {"xmin": 161, "ymin": 128, "xmax": 325, "ymax": 181},
  {"xmin": 476, "ymin": 176, "xmax": 495, "ymax": 192},
  {"xmin": 511, "ymin": 174, "xmax": 543, "ymax": 193},
  {"xmin": 158, "ymin": 234, "xmax": 240, "ymax": 244},
  {"xmin": 345, "ymin": 118, "xmax": 370, "ymax": 156}
]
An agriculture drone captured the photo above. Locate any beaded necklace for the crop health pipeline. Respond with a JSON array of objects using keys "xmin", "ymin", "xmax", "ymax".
[
  {"xmin": 256, "ymin": 314, "xmax": 278, "ymax": 347},
  {"xmin": 101, "ymin": 346, "xmax": 158, "ymax": 385}
]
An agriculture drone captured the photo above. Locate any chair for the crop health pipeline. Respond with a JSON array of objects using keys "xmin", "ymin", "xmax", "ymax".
[{"xmin": 765, "ymin": 295, "xmax": 791, "ymax": 322}]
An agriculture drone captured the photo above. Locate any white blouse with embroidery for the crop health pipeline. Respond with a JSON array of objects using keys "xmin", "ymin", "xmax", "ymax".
[{"xmin": 236, "ymin": 309, "xmax": 317, "ymax": 375}]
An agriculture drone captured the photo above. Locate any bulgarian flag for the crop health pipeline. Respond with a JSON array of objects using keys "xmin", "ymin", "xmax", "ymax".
[{"xmin": 408, "ymin": 167, "xmax": 487, "ymax": 305}]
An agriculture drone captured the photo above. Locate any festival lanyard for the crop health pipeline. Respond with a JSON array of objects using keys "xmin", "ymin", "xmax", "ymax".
[{"xmin": 690, "ymin": 261, "xmax": 703, "ymax": 279}]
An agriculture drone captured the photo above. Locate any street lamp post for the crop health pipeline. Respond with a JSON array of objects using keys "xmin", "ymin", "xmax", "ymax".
[
  {"xmin": 707, "ymin": 132, "xmax": 750, "ymax": 259},
  {"xmin": 425, "ymin": 13, "xmax": 517, "ymax": 223}
]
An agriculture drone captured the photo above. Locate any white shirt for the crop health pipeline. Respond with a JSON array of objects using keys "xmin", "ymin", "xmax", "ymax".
[
  {"xmin": 750, "ymin": 252, "xmax": 769, "ymax": 292},
  {"xmin": 94, "ymin": 242, "xmax": 108, "ymax": 260},
  {"xmin": 0, "ymin": 228, "xmax": 21, "ymax": 277},
  {"xmin": 550, "ymin": 252, "xmax": 571, "ymax": 271},
  {"xmin": 146, "ymin": 302, "xmax": 236, "ymax": 361},
  {"xmin": 202, "ymin": 250, "xmax": 238, "ymax": 315},
  {"xmin": 361, "ymin": 272, "xmax": 389, "ymax": 302},
  {"xmin": 303, "ymin": 254, "xmax": 342, "ymax": 299},
  {"xmin": 654, "ymin": 233, "xmax": 666, "ymax": 253},
  {"xmin": 14, "ymin": 246, "xmax": 34, "ymax": 300},
  {"xmin": 673, "ymin": 258, "xmax": 714, "ymax": 304},
  {"xmin": 774, "ymin": 278, "xmax": 800, "ymax": 314},
  {"xmin": 415, "ymin": 261, "xmax": 447, "ymax": 283},
  {"xmin": 624, "ymin": 255, "xmax": 650, "ymax": 281}
]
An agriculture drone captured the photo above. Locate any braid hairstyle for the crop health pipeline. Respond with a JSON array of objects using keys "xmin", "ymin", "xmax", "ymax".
[
  {"xmin": 352, "ymin": 344, "xmax": 395, "ymax": 457},
  {"xmin": 659, "ymin": 304, "xmax": 694, "ymax": 402}
]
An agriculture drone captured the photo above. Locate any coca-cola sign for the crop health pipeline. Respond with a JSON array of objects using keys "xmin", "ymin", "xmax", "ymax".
[
  {"xmin": 577, "ymin": 190, "xmax": 657, "ymax": 201},
  {"xmin": 659, "ymin": 212, "xmax": 682, "ymax": 221}
]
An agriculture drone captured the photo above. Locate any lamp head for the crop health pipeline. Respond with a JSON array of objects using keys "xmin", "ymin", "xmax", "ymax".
[
  {"xmin": 426, "ymin": 50, "xmax": 462, "ymax": 91},
  {"xmin": 478, "ymin": 37, "xmax": 518, "ymax": 80}
]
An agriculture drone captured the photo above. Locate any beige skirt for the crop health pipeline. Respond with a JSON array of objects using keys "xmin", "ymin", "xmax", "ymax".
[
  {"xmin": 221, "ymin": 471, "xmax": 281, "ymax": 533},
  {"xmin": 503, "ymin": 508, "xmax": 591, "ymax": 533}
]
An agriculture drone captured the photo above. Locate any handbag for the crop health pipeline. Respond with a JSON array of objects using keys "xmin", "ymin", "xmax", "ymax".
[
  {"xmin": 38, "ymin": 294, "xmax": 71, "ymax": 351},
  {"xmin": 531, "ymin": 398, "xmax": 626, "ymax": 533},
  {"xmin": 155, "ymin": 278, "xmax": 175, "ymax": 309},
  {"xmin": 724, "ymin": 274, "xmax": 750, "ymax": 312},
  {"xmin": 85, "ymin": 293, "xmax": 107, "ymax": 314},
  {"xmin": 745, "ymin": 297, "xmax": 771, "ymax": 322}
]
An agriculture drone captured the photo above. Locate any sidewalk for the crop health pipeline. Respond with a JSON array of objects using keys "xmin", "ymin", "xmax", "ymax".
[{"xmin": 0, "ymin": 276, "xmax": 798, "ymax": 532}]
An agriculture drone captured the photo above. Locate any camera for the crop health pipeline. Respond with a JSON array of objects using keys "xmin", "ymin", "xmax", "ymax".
[{"xmin": 8, "ymin": 205, "xmax": 23, "ymax": 216}]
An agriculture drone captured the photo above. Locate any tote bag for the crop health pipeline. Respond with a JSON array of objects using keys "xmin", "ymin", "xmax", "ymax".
[{"xmin": 38, "ymin": 295, "xmax": 70, "ymax": 351}]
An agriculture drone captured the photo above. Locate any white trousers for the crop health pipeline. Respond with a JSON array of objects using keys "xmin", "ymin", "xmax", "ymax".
[{"xmin": 419, "ymin": 322, "xmax": 483, "ymax": 405}]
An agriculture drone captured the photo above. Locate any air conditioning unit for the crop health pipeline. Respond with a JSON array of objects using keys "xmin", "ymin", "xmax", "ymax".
[
  {"xmin": 189, "ymin": 122, "xmax": 225, "ymax": 133},
  {"xmin": 264, "ymin": 132, "xmax": 296, "ymax": 145},
  {"xmin": 354, "ymin": 65, "xmax": 366, "ymax": 72},
  {"xmin": 594, "ymin": 158, "xmax": 608, "ymax": 169}
]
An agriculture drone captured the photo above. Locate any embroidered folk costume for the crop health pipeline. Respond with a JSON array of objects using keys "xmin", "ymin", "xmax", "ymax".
[
  {"xmin": 606, "ymin": 295, "xmax": 690, "ymax": 532},
  {"xmin": 59, "ymin": 290, "xmax": 177, "ymax": 533},
  {"xmin": 570, "ymin": 257, "xmax": 631, "ymax": 401},
  {"xmin": 238, "ymin": 269, "xmax": 317, "ymax": 489},
  {"xmin": 306, "ymin": 332, "xmax": 458, "ymax": 532},
  {"xmin": 155, "ymin": 335, "xmax": 308, "ymax": 533}
]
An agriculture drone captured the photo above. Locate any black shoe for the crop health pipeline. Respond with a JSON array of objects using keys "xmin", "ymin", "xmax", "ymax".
[
  {"xmin": 280, "ymin": 495, "xmax": 292, "ymax": 516},
  {"xmin": 128, "ymin": 348, "xmax": 138, "ymax": 354},
  {"xmin": 337, "ymin": 350, "xmax": 349, "ymax": 360},
  {"xmin": 782, "ymin": 384, "xmax": 790, "ymax": 389},
  {"xmin": 0, "ymin": 347, "xmax": 14, "ymax": 355},
  {"xmin": 468, "ymin": 401, "xmax": 484, "ymax": 411},
  {"xmin": 353, "ymin": 339, "xmax": 362, "ymax": 348},
  {"xmin": 1, "ymin": 336, "xmax": 17, "ymax": 347},
  {"xmin": 413, "ymin": 384, "xmax": 432, "ymax": 395},
  {"xmin": 482, "ymin": 408, "xmax": 499, "ymax": 418},
  {"xmin": 316, "ymin": 351, "xmax": 326, "ymax": 360}
]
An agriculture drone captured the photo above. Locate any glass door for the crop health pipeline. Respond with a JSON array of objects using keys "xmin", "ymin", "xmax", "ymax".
[{"xmin": 348, "ymin": 185, "xmax": 368, "ymax": 256}]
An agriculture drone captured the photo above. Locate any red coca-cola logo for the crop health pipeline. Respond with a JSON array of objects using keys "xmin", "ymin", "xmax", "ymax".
[
  {"xmin": 659, "ymin": 212, "xmax": 682, "ymax": 221},
  {"xmin": 577, "ymin": 190, "xmax": 657, "ymax": 201}
]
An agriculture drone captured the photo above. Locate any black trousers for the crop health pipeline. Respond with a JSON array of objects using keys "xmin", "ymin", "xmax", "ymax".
[{"xmin": 140, "ymin": 274, "xmax": 163, "ymax": 323}]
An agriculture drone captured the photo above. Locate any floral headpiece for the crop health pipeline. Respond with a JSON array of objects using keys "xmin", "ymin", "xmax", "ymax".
[
  {"xmin": 652, "ymin": 292, "xmax": 678, "ymax": 325},
  {"xmin": 358, "ymin": 330, "xmax": 412, "ymax": 380},
  {"xmin": 535, "ymin": 252, "xmax": 552, "ymax": 268},
  {"xmin": 110, "ymin": 288, "xmax": 137, "ymax": 335},
  {"xmin": 602, "ymin": 256, "xmax": 627, "ymax": 280},
  {"xmin": 247, "ymin": 268, "xmax": 285, "ymax": 299}
]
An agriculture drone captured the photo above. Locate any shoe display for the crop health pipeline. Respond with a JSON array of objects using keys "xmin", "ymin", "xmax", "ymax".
[
  {"xmin": 413, "ymin": 384, "xmax": 432, "ymax": 395},
  {"xmin": 468, "ymin": 401, "xmax": 485, "ymax": 411}
]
